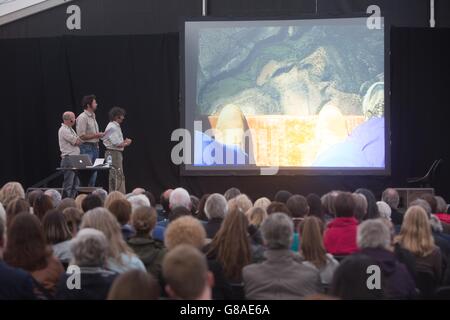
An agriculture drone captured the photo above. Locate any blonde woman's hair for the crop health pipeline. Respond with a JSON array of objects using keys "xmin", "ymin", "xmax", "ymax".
[
  {"xmin": 394, "ymin": 205, "xmax": 436, "ymax": 257},
  {"xmin": 164, "ymin": 216, "xmax": 206, "ymax": 250},
  {"xmin": 75, "ymin": 194, "xmax": 87, "ymax": 211},
  {"xmin": 299, "ymin": 216, "xmax": 327, "ymax": 268},
  {"xmin": 104, "ymin": 191, "xmax": 126, "ymax": 210},
  {"xmin": 0, "ymin": 182, "xmax": 25, "ymax": 207},
  {"xmin": 254, "ymin": 197, "xmax": 271, "ymax": 210},
  {"xmin": 246, "ymin": 206, "xmax": 268, "ymax": 227},
  {"xmin": 228, "ymin": 194, "xmax": 252, "ymax": 213},
  {"xmin": 81, "ymin": 207, "xmax": 134, "ymax": 266}
]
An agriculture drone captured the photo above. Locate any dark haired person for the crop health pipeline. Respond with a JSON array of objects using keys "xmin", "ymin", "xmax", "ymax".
[
  {"xmin": 76, "ymin": 95, "xmax": 104, "ymax": 187},
  {"xmin": 58, "ymin": 111, "xmax": 82, "ymax": 198},
  {"xmin": 102, "ymin": 107, "xmax": 132, "ymax": 194}
]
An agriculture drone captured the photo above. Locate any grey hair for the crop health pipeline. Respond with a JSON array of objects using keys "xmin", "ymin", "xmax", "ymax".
[
  {"xmin": 92, "ymin": 189, "xmax": 108, "ymax": 203},
  {"xmin": 381, "ymin": 188, "xmax": 400, "ymax": 209},
  {"xmin": 357, "ymin": 219, "xmax": 391, "ymax": 250},
  {"xmin": 261, "ymin": 212, "xmax": 293, "ymax": 250},
  {"xmin": 376, "ymin": 201, "xmax": 392, "ymax": 221},
  {"xmin": 70, "ymin": 228, "xmax": 109, "ymax": 267},
  {"xmin": 169, "ymin": 188, "xmax": 191, "ymax": 210},
  {"xmin": 435, "ymin": 196, "xmax": 448, "ymax": 213},
  {"xmin": 128, "ymin": 194, "xmax": 150, "ymax": 211},
  {"xmin": 44, "ymin": 189, "xmax": 62, "ymax": 208},
  {"xmin": 204, "ymin": 193, "xmax": 228, "ymax": 220},
  {"xmin": 409, "ymin": 199, "xmax": 431, "ymax": 217},
  {"xmin": 353, "ymin": 193, "xmax": 368, "ymax": 221}
]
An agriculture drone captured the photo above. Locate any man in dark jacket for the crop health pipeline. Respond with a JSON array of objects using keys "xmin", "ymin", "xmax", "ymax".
[{"xmin": 204, "ymin": 193, "xmax": 228, "ymax": 239}]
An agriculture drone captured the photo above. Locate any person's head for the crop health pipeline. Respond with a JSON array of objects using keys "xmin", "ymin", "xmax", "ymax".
[
  {"xmin": 57, "ymin": 198, "xmax": 77, "ymax": 212},
  {"xmin": 33, "ymin": 193, "xmax": 54, "ymax": 221},
  {"xmin": 131, "ymin": 206, "xmax": 157, "ymax": 237},
  {"xmin": 63, "ymin": 207, "xmax": 83, "ymax": 236},
  {"xmin": 321, "ymin": 191, "xmax": 339, "ymax": 217},
  {"xmin": 190, "ymin": 195, "xmax": 200, "ymax": 216},
  {"xmin": 168, "ymin": 206, "xmax": 191, "ymax": 222},
  {"xmin": 44, "ymin": 189, "xmax": 62, "ymax": 208},
  {"xmin": 286, "ymin": 195, "xmax": 309, "ymax": 219},
  {"xmin": 81, "ymin": 94, "xmax": 97, "ymax": 112},
  {"xmin": 132, "ymin": 188, "xmax": 146, "ymax": 195},
  {"xmin": 420, "ymin": 193, "xmax": 438, "ymax": 214},
  {"xmin": 266, "ymin": 201, "xmax": 291, "ymax": 216},
  {"xmin": 42, "ymin": 209, "xmax": 72, "ymax": 245},
  {"xmin": 352, "ymin": 193, "xmax": 368, "ymax": 222},
  {"xmin": 299, "ymin": 216, "xmax": 327, "ymax": 268},
  {"xmin": 108, "ymin": 199, "xmax": 132, "ymax": 226},
  {"xmin": 246, "ymin": 206, "xmax": 268, "ymax": 228},
  {"xmin": 274, "ymin": 190, "xmax": 292, "ymax": 204},
  {"xmin": 81, "ymin": 208, "xmax": 133, "ymax": 264},
  {"xmin": 204, "ymin": 193, "xmax": 228, "ymax": 221},
  {"xmin": 163, "ymin": 245, "xmax": 213, "ymax": 300},
  {"xmin": 306, "ymin": 193, "xmax": 323, "ymax": 219},
  {"xmin": 253, "ymin": 197, "xmax": 271, "ymax": 210},
  {"xmin": 6, "ymin": 198, "xmax": 30, "ymax": 229},
  {"xmin": 81, "ymin": 194, "xmax": 103, "ymax": 213},
  {"xmin": 143, "ymin": 191, "xmax": 156, "ymax": 207},
  {"xmin": 91, "ymin": 189, "xmax": 108, "ymax": 205},
  {"xmin": 0, "ymin": 182, "xmax": 25, "ymax": 208},
  {"xmin": 62, "ymin": 111, "xmax": 76, "ymax": 127},
  {"xmin": 207, "ymin": 207, "xmax": 251, "ymax": 282},
  {"xmin": 355, "ymin": 188, "xmax": 379, "ymax": 219},
  {"xmin": 330, "ymin": 254, "xmax": 384, "ymax": 300},
  {"xmin": 27, "ymin": 190, "xmax": 43, "ymax": 208},
  {"xmin": 381, "ymin": 188, "xmax": 400, "ymax": 209},
  {"xmin": 75, "ymin": 194, "xmax": 87, "ymax": 211},
  {"xmin": 224, "ymin": 187, "xmax": 240, "ymax": 201},
  {"xmin": 160, "ymin": 189, "xmax": 173, "ymax": 213},
  {"xmin": 169, "ymin": 188, "xmax": 191, "ymax": 210},
  {"xmin": 376, "ymin": 201, "xmax": 392, "ymax": 221},
  {"xmin": 358, "ymin": 219, "xmax": 391, "ymax": 250},
  {"xmin": 164, "ymin": 216, "xmax": 206, "ymax": 250},
  {"xmin": 261, "ymin": 212, "xmax": 293, "ymax": 250},
  {"xmin": 334, "ymin": 192, "xmax": 355, "ymax": 218},
  {"xmin": 108, "ymin": 106, "xmax": 126, "ymax": 124},
  {"xmin": 395, "ymin": 205, "xmax": 435, "ymax": 257},
  {"xmin": 196, "ymin": 194, "xmax": 211, "ymax": 221},
  {"xmin": 104, "ymin": 191, "xmax": 126, "ymax": 210},
  {"xmin": 435, "ymin": 196, "xmax": 448, "ymax": 213},
  {"xmin": 228, "ymin": 194, "xmax": 252, "ymax": 213},
  {"xmin": 70, "ymin": 228, "xmax": 108, "ymax": 268},
  {"xmin": 108, "ymin": 270, "xmax": 159, "ymax": 300},
  {"xmin": 4, "ymin": 213, "xmax": 50, "ymax": 272},
  {"xmin": 408, "ymin": 199, "xmax": 432, "ymax": 217}
]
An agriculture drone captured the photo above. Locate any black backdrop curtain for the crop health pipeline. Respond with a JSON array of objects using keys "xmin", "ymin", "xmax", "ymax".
[{"xmin": 0, "ymin": 28, "xmax": 449, "ymax": 200}]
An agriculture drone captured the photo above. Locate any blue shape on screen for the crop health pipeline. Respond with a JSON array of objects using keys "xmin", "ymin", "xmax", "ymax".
[
  {"xmin": 193, "ymin": 131, "xmax": 249, "ymax": 166},
  {"xmin": 313, "ymin": 117, "xmax": 385, "ymax": 168}
]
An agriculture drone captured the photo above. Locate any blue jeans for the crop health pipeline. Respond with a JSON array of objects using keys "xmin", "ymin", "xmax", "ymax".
[
  {"xmin": 79, "ymin": 143, "xmax": 99, "ymax": 187},
  {"xmin": 61, "ymin": 156, "xmax": 80, "ymax": 198}
]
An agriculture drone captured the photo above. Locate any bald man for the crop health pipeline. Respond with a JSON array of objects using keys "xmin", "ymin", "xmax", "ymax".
[{"xmin": 58, "ymin": 111, "xmax": 83, "ymax": 198}]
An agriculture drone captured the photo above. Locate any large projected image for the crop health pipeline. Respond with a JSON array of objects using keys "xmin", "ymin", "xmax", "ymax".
[{"xmin": 183, "ymin": 17, "xmax": 386, "ymax": 173}]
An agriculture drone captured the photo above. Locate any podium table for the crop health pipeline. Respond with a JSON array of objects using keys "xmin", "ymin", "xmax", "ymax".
[{"xmin": 57, "ymin": 166, "xmax": 112, "ymax": 192}]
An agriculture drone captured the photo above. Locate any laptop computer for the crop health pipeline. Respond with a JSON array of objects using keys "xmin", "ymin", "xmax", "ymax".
[{"xmin": 67, "ymin": 154, "xmax": 93, "ymax": 169}]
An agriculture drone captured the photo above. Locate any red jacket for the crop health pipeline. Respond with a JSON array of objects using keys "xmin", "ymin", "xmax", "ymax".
[
  {"xmin": 435, "ymin": 213, "xmax": 450, "ymax": 224},
  {"xmin": 323, "ymin": 217, "xmax": 358, "ymax": 255}
]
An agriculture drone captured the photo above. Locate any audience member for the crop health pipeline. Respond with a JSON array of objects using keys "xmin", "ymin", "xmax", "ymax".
[
  {"xmin": 44, "ymin": 189, "xmax": 62, "ymax": 208},
  {"xmin": 42, "ymin": 209, "xmax": 73, "ymax": 264},
  {"xmin": 108, "ymin": 199, "xmax": 134, "ymax": 240},
  {"xmin": 81, "ymin": 194, "xmax": 103, "ymax": 213},
  {"xmin": 107, "ymin": 269, "xmax": 159, "ymax": 300},
  {"xmin": 204, "ymin": 193, "xmax": 228, "ymax": 239}
]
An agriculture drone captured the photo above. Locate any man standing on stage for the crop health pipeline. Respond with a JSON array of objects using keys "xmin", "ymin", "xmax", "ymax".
[
  {"xmin": 76, "ymin": 94, "xmax": 104, "ymax": 187},
  {"xmin": 103, "ymin": 107, "xmax": 132, "ymax": 194},
  {"xmin": 59, "ymin": 111, "xmax": 82, "ymax": 198}
]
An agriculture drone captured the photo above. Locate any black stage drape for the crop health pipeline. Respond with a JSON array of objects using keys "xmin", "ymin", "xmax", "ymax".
[{"xmin": 1, "ymin": 28, "xmax": 449, "ymax": 200}]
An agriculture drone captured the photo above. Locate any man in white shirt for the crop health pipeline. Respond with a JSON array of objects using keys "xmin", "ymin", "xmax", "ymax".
[
  {"xmin": 102, "ymin": 107, "xmax": 132, "ymax": 194},
  {"xmin": 58, "ymin": 111, "xmax": 83, "ymax": 198}
]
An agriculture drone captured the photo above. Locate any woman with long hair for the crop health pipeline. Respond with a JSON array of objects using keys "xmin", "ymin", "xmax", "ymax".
[
  {"xmin": 33, "ymin": 194, "xmax": 54, "ymax": 221},
  {"xmin": 42, "ymin": 209, "xmax": 73, "ymax": 264},
  {"xmin": 5, "ymin": 198, "xmax": 30, "ymax": 229},
  {"xmin": 300, "ymin": 216, "xmax": 339, "ymax": 287},
  {"xmin": 80, "ymin": 207, "xmax": 145, "ymax": 274},
  {"xmin": 4, "ymin": 213, "xmax": 64, "ymax": 299},
  {"xmin": 206, "ymin": 207, "xmax": 252, "ymax": 283},
  {"xmin": 394, "ymin": 205, "xmax": 442, "ymax": 283}
]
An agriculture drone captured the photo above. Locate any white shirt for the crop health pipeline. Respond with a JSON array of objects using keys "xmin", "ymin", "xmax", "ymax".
[{"xmin": 103, "ymin": 121, "xmax": 124, "ymax": 151}]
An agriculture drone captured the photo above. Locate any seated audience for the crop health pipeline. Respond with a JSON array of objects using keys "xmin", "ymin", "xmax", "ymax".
[
  {"xmin": 228, "ymin": 194, "xmax": 253, "ymax": 213},
  {"xmin": 56, "ymin": 228, "xmax": 117, "ymax": 300},
  {"xmin": 163, "ymin": 245, "xmax": 213, "ymax": 300},
  {"xmin": 323, "ymin": 192, "xmax": 359, "ymax": 255},
  {"xmin": 195, "ymin": 193, "xmax": 210, "ymax": 222},
  {"xmin": 274, "ymin": 190, "xmax": 292, "ymax": 204},
  {"xmin": 42, "ymin": 209, "xmax": 73, "ymax": 264},
  {"xmin": 33, "ymin": 194, "xmax": 54, "ymax": 221},
  {"xmin": 91, "ymin": 188, "xmax": 108, "ymax": 205},
  {"xmin": 127, "ymin": 206, "xmax": 165, "ymax": 277},
  {"xmin": 204, "ymin": 193, "xmax": 228, "ymax": 239},
  {"xmin": 352, "ymin": 193, "xmax": 368, "ymax": 222},
  {"xmin": 253, "ymin": 197, "xmax": 271, "ymax": 211},
  {"xmin": 6, "ymin": 198, "xmax": 30, "ymax": 228},
  {"xmin": 44, "ymin": 189, "xmax": 62, "ymax": 208},
  {"xmin": 104, "ymin": 191, "xmax": 126, "ymax": 210},
  {"xmin": 74, "ymin": 194, "xmax": 87, "ymax": 211},
  {"xmin": 57, "ymin": 198, "xmax": 77, "ymax": 212},
  {"xmin": 80, "ymin": 208, "xmax": 145, "ymax": 273},
  {"xmin": 224, "ymin": 187, "xmax": 240, "ymax": 201},
  {"xmin": 81, "ymin": 194, "xmax": 103, "ymax": 213},
  {"xmin": 158, "ymin": 189, "xmax": 173, "ymax": 222},
  {"xmin": 190, "ymin": 195, "xmax": 200, "ymax": 216},
  {"xmin": 243, "ymin": 213, "xmax": 320, "ymax": 299},
  {"xmin": 306, "ymin": 193, "xmax": 324, "ymax": 221},
  {"xmin": 300, "ymin": 216, "xmax": 339, "ymax": 288},
  {"xmin": 377, "ymin": 201, "xmax": 392, "ymax": 222},
  {"xmin": 435, "ymin": 196, "xmax": 450, "ymax": 224},
  {"xmin": 107, "ymin": 269, "xmax": 159, "ymax": 300},
  {"xmin": 321, "ymin": 191, "xmax": 339, "ymax": 223},
  {"xmin": 169, "ymin": 187, "xmax": 191, "ymax": 210},
  {"xmin": 266, "ymin": 201, "xmax": 291, "ymax": 216},
  {"xmin": 62, "ymin": 207, "xmax": 83, "ymax": 237},
  {"xmin": 4, "ymin": 213, "xmax": 64, "ymax": 299},
  {"xmin": 27, "ymin": 190, "xmax": 43, "ymax": 214},
  {"xmin": 287, "ymin": 195, "xmax": 309, "ymax": 251},
  {"xmin": 0, "ymin": 182, "xmax": 25, "ymax": 208},
  {"xmin": 382, "ymin": 188, "xmax": 403, "ymax": 225},
  {"xmin": 127, "ymin": 194, "xmax": 150, "ymax": 211},
  {"xmin": 108, "ymin": 199, "xmax": 135, "ymax": 240},
  {"xmin": 355, "ymin": 188, "xmax": 380, "ymax": 220}
]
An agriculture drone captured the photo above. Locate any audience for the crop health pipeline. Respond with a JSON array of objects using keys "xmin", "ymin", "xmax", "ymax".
[
  {"xmin": 321, "ymin": 191, "xmax": 339, "ymax": 222},
  {"xmin": 323, "ymin": 192, "xmax": 358, "ymax": 256},
  {"xmin": 62, "ymin": 207, "xmax": 83, "ymax": 237},
  {"xmin": 80, "ymin": 208, "xmax": 146, "ymax": 273},
  {"xmin": 74, "ymin": 194, "xmax": 87, "ymax": 211},
  {"xmin": 243, "ymin": 213, "xmax": 320, "ymax": 299},
  {"xmin": 274, "ymin": 190, "xmax": 292, "ymax": 204},
  {"xmin": 224, "ymin": 187, "xmax": 240, "ymax": 201},
  {"xmin": 44, "ymin": 189, "xmax": 62, "ymax": 208},
  {"xmin": 435, "ymin": 196, "xmax": 450, "ymax": 224},
  {"xmin": 163, "ymin": 245, "xmax": 213, "ymax": 300},
  {"xmin": 355, "ymin": 188, "xmax": 380, "ymax": 220},
  {"xmin": 352, "ymin": 193, "xmax": 368, "ymax": 222},
  {"xmin": 204, "ymin": 193, "xmax": 228, "ymax": 239},
  {"xmin": 81, "ymin": 194, "xmax": 103, "ymax": 213},
  {"xmin": 228, "ymin": 194, "xmax": 253, "ymax": 213},
  {"xmin": 286, "ymin": 195, "xmax": 309, "ymax": 251},
  {"xmin": 0, "ymin": 182, "xmax": 25, "ymax": 208},
  {"xmin": 108, "ymin": 199, "xmax": 134, "ymax": 240},
  {"xmin": 104, "ymin": 191, "xmax": 126, "ymax": 209},
  {"xmin": 253, "ymin": 197, "xmax": 271, "ymax": 210},
  {"xmin": 169, "ymin": 188, "xmax": 191, "ymax": 210},
  {"xmin": 127, "ymin": 206, "xmax": 165, "ymax": 277},
  {"xmin": 42, "ymin": 209, "xmax": 73, "ymax": 264},
  {"xmin": 306, "ymin": 193, "xmax": 323, "ymax": 221},
  {"xmin": 27, "ymin": 190, "xmax": 43, "ymax": 213},
  {"xmin": 128, "ymin": 194, "xmax": 150, "ymax": 211},
  {"xmin": 56, "ymin": 228, "xmax": 117, "ymax": 300},
  {"xmin": 6, "ymin": 198, "xmax": 30, "ymax": 229},
  {"xmin": 377, "ymin": 201, "xmax": 392, "ymax": 221},
  {"xmin": 91, "ymin": 189, "xmax": 108, "ymax": 205},
  {"xmin": 266, "ymin": 201, "xmax": 291, "ymax": 216},
  {"xmin": 382, "ymin": 188, "xmax": 403, "ymax": 225},
  {"xmin": 195, "ymin": 193, "xmax": 210, "ymax": 222},
  {"xmin": 107, "ymin": 269, "xmax": 159, "ymax": 300},
  {"xmin": 33, "ymin": 194, "xmax": 54, "ymax": 221},
  {"xmin": 57, "ymin": 198, "xmax": 77, "ymax": 212}
]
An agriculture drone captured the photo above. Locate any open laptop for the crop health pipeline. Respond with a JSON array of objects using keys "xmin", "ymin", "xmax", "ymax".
[{"xmin": 67, "ymin": 154, "xmax": 93, "ymax": 169}]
